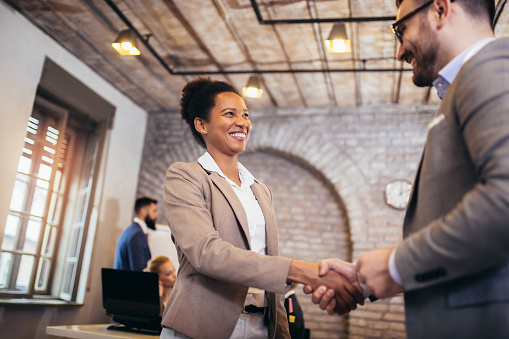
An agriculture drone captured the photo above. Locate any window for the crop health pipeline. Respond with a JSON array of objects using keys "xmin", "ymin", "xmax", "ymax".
[{"xmin": 0, "ymin": 96, "xmax": 103, "ymax": 301}]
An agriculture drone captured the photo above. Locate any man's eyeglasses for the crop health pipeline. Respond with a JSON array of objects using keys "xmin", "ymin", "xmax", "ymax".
[{"xmin": 391, "ymin": 0, "xmax": 434, "ymax": 44}]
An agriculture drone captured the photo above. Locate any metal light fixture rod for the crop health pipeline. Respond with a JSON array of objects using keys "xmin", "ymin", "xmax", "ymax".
[
  {"xmin": 104, "ymin": 0, "xmax": 408, "ymax": 75},
  {"xmin": 250, "ymin": 0, "xmax": 396, "ymax": 24}
]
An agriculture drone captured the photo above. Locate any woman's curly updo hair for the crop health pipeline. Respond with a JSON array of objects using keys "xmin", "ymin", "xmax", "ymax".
[{"xmin": 180, "ymin": 77, "xmax": 242, "ymax": 148}]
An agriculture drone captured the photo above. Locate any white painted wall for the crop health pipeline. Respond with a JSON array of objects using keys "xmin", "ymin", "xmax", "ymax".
[{"xmin": 0, "ymin": 3, "xmax": 149, "ymax": 338}]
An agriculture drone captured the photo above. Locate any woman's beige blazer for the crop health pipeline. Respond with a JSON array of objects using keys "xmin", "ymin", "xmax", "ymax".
[{"xmin": 162, "ymin": 161, "xmax": 292, "ymax": 339}]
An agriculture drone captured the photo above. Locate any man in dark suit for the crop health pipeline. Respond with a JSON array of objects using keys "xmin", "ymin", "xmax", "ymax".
[
  {"xmin": 310, "ymin": 0, "xmax": 509, "ymax": 337},
  {"xmin": 114, "ymin": 197, "xmax": 158, "ymax": 271}
]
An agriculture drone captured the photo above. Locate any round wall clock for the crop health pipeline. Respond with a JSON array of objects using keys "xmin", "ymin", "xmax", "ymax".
[{"xmin": 384, "ymin": 179, "xmax": 412, "ymax": 210}]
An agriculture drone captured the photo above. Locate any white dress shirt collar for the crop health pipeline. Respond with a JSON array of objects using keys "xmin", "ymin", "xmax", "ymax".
[
  {"xmin": 198, "ymin": 151, "xmax": 257, "ymax": 187},
  {"xmin": 133, "ymin": 217, "xmax": 150, "ymax": 235},
  {"xmin": 433, "ymin": 38, "xmax": 495, "ymax": 100}
]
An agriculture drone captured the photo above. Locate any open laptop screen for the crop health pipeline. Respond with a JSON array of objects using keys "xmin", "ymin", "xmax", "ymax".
[{"xmin": 101, "ymin": 268, "xmax": 161, "ymax": 333}]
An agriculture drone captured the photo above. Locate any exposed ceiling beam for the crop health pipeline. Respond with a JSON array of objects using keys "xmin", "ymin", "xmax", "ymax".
[
  {"xmin": 307, "ymin": 0, "xmax": 337, "ymax": 106},
  {"xmin": 346, "ymin": 0, "xmax": 361, "ymax": 106},
  {"xmin": 124, "ymin": 0, "xmax": 192, "ymax": 82},
  {"xmin": 212, "ymin": 0, "xmax": 278, "ymax": 107},
  {"xmin": 160, "ymin": 0, "xmax": 236, "ymax": 84},
  {"xmin": 265, "ymin": 2, "xmax": 308, "ymax": 106}
]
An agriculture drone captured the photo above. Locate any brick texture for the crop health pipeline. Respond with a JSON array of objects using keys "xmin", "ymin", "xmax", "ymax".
[
  {"xmin": 239, "ymin": 151, "xmax": 350, "ymax": 337},
  {"xmin": 137, "ymin": 103, "xmax": 437, "ymax": 338}
]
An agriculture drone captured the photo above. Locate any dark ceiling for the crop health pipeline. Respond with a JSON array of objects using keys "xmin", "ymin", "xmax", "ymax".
[{"xmin": 6, "ymin": 0, "xmax": 509, "ymax": 113}]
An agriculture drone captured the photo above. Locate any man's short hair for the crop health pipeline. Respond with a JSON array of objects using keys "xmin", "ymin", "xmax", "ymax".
[
  {"xmin": 135, "ymin": 197, "xmax": 157, "ymax": 214},
  {"xmin": 395, "ymin": 0, "xmax": 495, "ymax": 26}
]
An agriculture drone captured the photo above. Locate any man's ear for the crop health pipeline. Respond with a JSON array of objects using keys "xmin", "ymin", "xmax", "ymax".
[
  {"xmin": 139, "ymin": 205, "xmax": 149, "ymax": 218},
  {"xmin": 194, "ymin": 117, "xmax": 207, "ymax": 135},
  {"xmin": 432, "ymin": 0, "xmax": 453, "ymax": 29}
]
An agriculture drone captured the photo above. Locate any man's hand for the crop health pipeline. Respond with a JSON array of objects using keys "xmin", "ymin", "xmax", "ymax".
[
  {"xmin": 356, "ymin": 248, "xmax": 404, "ymax": 299},
  {"xmin": 318, "ymin": 258, "xmax": 359, "ymax": 282},
  {"xmin": 288, "ymin": 260, "xmax": 364, "ymax": 315}
]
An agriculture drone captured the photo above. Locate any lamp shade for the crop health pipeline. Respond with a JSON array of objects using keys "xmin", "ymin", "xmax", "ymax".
[
  {"xmin": 112, "ymin": 29, "xmax": 141, "ymax": 56},
  {"xmin": 325, "ymin": 23, "xmax": 351, "ymax": 53},
  {"xmin": 242, "ymin": 76, "xmax": 263, "ymax": 98}
]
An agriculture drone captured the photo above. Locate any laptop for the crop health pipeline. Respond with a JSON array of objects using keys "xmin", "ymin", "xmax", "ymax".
[{"xmin": 101, "ymin": 268, "xmax": 162, "ymax": 334}]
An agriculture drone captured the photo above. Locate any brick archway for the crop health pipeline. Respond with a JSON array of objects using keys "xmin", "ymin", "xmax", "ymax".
[{"xmin": 246, "ymin": 118, "xmax": 368, "ymax": 250}]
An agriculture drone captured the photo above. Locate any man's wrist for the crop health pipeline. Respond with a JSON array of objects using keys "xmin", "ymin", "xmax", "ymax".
[{"xmin": 388, "ymin": 248, "xmax": 404, "ymax": 286}]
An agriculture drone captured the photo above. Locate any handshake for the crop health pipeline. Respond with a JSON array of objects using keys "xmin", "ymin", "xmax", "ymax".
[{"xmin": 290, "ymin": 248, "xmax": 405, "ymax": 316}]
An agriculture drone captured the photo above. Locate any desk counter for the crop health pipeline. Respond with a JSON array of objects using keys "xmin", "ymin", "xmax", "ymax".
[{"xmin": 46, "ymin": 324, "xmax": 159, "ymax": 339}]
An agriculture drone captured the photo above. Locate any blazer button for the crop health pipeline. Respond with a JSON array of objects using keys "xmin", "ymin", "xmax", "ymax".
[{"xmin": 414, "ymin": 267, "xmax": 447, "ymax": 283}]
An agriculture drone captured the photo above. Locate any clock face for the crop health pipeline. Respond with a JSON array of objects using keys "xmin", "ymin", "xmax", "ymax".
[{"xmin": 385, "ymin": 179, "xmax": 412, "ymax": 210}]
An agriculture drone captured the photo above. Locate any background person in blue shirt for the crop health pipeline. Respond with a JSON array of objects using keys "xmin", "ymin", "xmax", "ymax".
[{"xmin": 114, "ymin": 197, "xmax": 158, "ymax": 271}]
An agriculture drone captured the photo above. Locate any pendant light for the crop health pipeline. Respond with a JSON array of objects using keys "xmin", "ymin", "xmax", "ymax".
[
  {"xmin": 242, "ymin": 76, "xmax": 263, "ymax": 99},
  {"xmin": 325, "ymin": 23, "xmax": 351, "ymax": 53},
  {"xmin": 112, "ymin": 29, "xmax": 141, "ymax": 56}
]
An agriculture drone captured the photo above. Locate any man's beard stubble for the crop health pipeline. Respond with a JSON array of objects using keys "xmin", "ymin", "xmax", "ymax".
[
  {"xmin": 145, "ymin": 216, "xmax": 156, "ymax": 230},
  {"xmin": 412, "ymin": 18, "xmax": 440, "ymax": 87}
]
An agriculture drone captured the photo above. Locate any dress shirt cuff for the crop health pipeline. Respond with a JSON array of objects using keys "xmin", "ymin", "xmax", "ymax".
[{"xmin": 389, "ymin": 248, "xmax": 403, "ymax": 286}]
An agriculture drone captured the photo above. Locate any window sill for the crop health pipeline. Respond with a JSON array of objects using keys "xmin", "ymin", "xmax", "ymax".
[{"xmin": 0, "ymin": 296, "xmax": 80, "ymax": 306}]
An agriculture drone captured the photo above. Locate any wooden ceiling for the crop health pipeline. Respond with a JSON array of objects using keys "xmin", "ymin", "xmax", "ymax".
[{"xmin": 7, "ymin": 0, "xmax": 509, "ymax": 113}]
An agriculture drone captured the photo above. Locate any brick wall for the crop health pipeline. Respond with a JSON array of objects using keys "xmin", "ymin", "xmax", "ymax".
[{"xmin": 137, "ymin": 103, "xmax": 438, "ymax": 338}]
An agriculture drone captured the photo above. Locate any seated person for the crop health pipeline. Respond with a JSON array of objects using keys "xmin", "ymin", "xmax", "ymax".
[{"xmin": 146, "ymin": 256, "xmax": 176, "ymax": 309}]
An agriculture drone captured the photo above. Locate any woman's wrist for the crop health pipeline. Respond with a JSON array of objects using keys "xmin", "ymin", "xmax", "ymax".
[{"xmin": 287, "ymin": 260, "xmax": 319, "ymax": 286}]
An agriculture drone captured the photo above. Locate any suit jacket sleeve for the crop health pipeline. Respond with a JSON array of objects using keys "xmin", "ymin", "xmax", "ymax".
[
  {"xmin": 395, "ymin": 40, "xmax": 509, "ymax": 290},
  {"xmin": 163, "ymin": 162, "xmax": 292, "ymax": 294}
]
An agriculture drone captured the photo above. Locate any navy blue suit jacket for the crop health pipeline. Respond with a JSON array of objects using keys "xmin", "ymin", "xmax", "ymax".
[{"xmin": 113, "ymin": 221, "xmax": 151, "ymax": 271}]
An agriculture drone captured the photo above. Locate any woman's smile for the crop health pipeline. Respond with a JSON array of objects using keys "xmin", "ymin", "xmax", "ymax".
[{"xmin": 229, "ymin": 131, "xmax": 247, "ymax": 141}]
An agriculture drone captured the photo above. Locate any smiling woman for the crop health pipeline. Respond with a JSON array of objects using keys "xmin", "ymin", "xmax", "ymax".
[
  {"xmin": 195, "ymin": 91, "xmax": 251, "ymax": 167},
  {"xmin": 159, "ymin": 78, "xmax": 364, "ymax": 339}
]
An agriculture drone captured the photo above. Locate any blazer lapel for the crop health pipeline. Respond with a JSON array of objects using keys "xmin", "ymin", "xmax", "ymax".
[
  {"xmin": 403, "ymin": 146, "xmax": 425, "ymax": 237},
  {"xmin": 251, "ymin": 183, "xmax": 279, "ymax": 256},
  {"xmin": 209, "ymin": 172, "xmax": 251, "ymax": 249}
]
